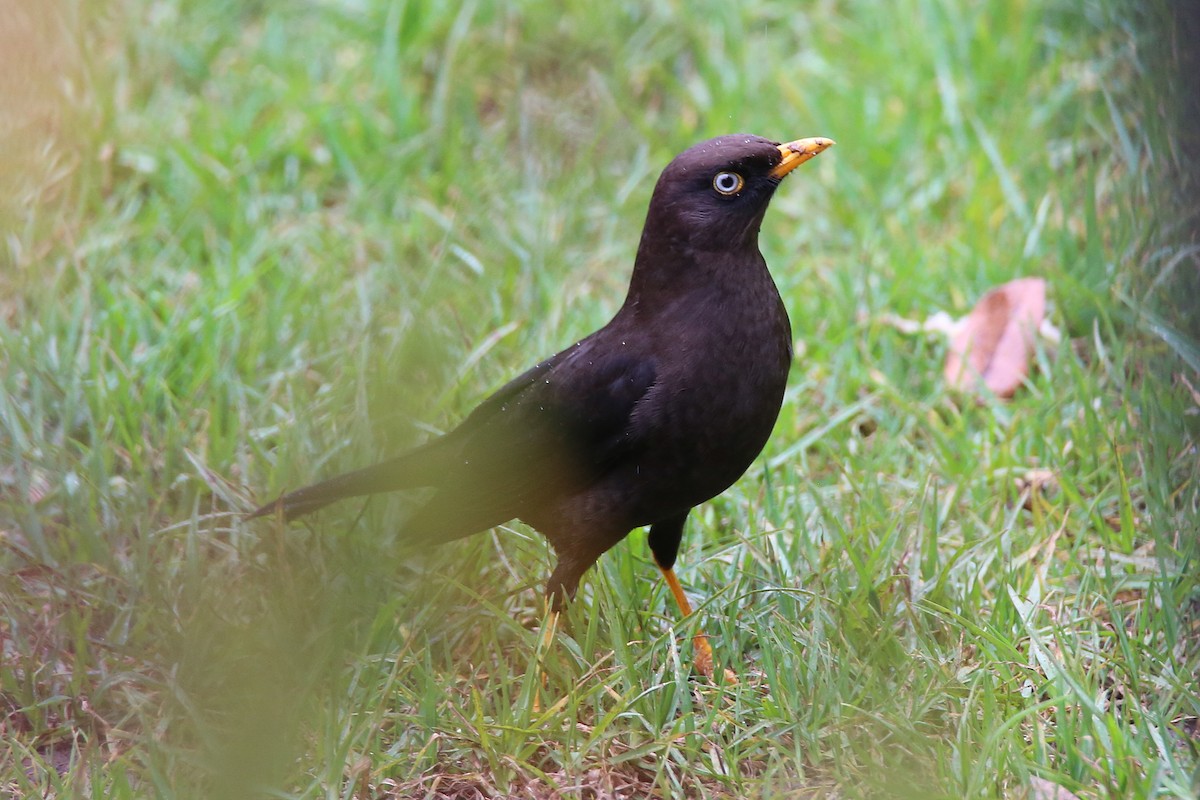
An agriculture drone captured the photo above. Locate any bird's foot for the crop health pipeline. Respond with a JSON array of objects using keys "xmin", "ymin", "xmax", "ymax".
[{"xmin": 692, "ymin": 632, "xmax": 737, "ymax": 685}]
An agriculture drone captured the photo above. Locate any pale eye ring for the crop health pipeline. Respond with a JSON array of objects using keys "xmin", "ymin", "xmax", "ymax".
[{"xmin": 712, "ymin": 171, "xmax": 744, "ymax": 195}]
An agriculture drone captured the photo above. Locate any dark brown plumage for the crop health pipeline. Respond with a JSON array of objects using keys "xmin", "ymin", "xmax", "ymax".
[{"xmin": 250, "ymin": 134, "xmax": 834, "ymax": 676}]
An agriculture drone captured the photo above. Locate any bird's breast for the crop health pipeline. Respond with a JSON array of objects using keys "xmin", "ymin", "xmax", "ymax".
[{"xmin": 626, "ymin": 281, "xmax": 792, "ymax": 511}]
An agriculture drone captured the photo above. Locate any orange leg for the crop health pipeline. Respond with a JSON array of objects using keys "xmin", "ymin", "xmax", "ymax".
[
  {"xmin": 539, "ymin": 608, "xmax": 560, "ymax": 653},
  {"xmin": 533, "ymin": 607, "xmax": 559, "ymax": 712},
  {"xmin": 659, "ymin": 566, "xmax": 720, "ymax": 679}
]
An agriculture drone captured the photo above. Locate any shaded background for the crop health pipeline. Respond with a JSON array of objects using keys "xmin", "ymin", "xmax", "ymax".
[{"xmin": 2, "ymin": 0, "xmax": 1197, "ymax": 797}]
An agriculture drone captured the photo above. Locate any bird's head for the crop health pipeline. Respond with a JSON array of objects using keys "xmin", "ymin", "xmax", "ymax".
[{"xmin": 641, "ymin": 134, "xmax": 834, "ymax": 254}]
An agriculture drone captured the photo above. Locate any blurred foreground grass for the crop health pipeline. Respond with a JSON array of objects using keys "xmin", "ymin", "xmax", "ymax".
[{"xmin": 1, "ymin": 0, "xmax": 1197, "ymax": 797}]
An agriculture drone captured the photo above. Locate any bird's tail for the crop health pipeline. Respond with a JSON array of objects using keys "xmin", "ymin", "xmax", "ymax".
[{"xmin": 247, "ymin": 443, "xmax": 440, "ymax": 522}]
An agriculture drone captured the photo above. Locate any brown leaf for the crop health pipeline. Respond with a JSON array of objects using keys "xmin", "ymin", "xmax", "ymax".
[{"xmin": 945, "ymin": 277, "xmax": 1047, "ymax": 398}]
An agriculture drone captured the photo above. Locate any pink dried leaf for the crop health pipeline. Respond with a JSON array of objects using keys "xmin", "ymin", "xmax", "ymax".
[{"xmin": 944, "ymin": 277, "xmax": 1046, "ymax": 399}]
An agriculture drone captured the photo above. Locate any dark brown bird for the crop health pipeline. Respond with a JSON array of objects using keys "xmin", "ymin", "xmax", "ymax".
[{"xmin": 250, "ymin": 134, "xmax": 834, "ymax": 676}]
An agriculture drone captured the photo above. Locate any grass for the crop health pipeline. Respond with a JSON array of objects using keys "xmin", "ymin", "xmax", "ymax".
[{"xmin": 2, "ymin": 0, "xmax": 1198, "ymax": 797}]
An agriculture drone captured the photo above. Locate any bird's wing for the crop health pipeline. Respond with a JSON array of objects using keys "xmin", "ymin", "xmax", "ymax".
[
  {"xmin": 413, "ymin": 340, "xmax": 658, "ymax": 532},
  {"xmin": 248, "ymin": 340, "xmax": 655, "ymax": 525}
]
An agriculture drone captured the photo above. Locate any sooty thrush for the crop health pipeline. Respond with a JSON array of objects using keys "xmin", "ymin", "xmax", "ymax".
[{"xmin": 250, "ymin": 134, "xmax": 835, "ymax": 677}]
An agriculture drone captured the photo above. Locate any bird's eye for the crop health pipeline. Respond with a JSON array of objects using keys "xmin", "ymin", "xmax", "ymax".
[{"xmin": 712, "ymin": 171, "xmax": 744, "ymax": 195}]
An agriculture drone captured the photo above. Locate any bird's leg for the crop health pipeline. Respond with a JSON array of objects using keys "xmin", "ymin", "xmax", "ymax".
[
  {"xmin": 657, "ymin": 563, "xmax": 717, "ymax": 678},
  {"xmin": 533, "ymin": 602, "xmax": 559, "ymax": 713},
  {"xmin": 648, "ymin": 513, "xmax": 731, "ymax": 682},
  {"xmin": 539, "ymin": 605, "xmax": 560, "ymax": 653},
  {"xmin": 534, "ymin": 554, "xmax": 590, "ymax": 712}
]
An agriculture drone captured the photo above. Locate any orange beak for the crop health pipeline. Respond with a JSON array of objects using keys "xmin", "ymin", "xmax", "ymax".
[{"xmin": 769, "ymin": 137, "xmax": 836, "ymax": 179}]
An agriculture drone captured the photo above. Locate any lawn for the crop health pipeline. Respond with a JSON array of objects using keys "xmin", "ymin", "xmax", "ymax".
[{"xmin": 2, "ymin": 0, "xmax": 1197, "ymax": 797}]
